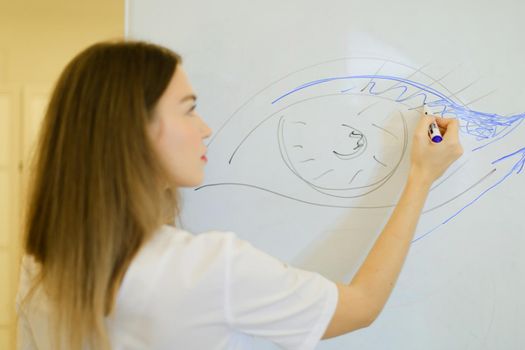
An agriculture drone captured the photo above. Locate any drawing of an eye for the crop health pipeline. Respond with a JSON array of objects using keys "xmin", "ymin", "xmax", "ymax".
[
  {"xmin": 277, "ymin": 94, "xmax": 407, "ymax": 198},
  {"xmin": 197, "ymin": 57, "xmax": 525, "ymax": 239}
]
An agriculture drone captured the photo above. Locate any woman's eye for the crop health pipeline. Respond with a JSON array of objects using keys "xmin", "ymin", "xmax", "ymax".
[
  {"xmin": 196, "ymin": 57, "xmax": 525, "ymax": 242},
  {"xmin": 187, "ymin": 105, "xmax": 197, "ymax": 114}
]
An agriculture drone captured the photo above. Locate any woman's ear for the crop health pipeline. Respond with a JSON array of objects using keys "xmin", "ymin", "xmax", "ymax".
[{"xmin": 147, "ymin": 113, "xmax": 162, "ymax": 141}]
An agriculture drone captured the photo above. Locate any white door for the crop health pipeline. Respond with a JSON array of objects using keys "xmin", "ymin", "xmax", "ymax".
[
  {"xmin": 0, "ymin": 84, "xmax": 49, "ymax": 349},
  {"xmin": 0, "ymin": 86, "xmax": 20, "ymax": 350}
]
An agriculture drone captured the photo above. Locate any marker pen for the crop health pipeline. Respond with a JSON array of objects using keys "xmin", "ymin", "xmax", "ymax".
[{"xmin": 424, "ymin": 104, "xmax": 443, "ymax": 143}]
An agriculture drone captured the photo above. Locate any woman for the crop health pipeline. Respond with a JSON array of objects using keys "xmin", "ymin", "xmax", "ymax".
[{"xmin": 16, "ymin": 40, "xmax": 463, "ymax": 350}]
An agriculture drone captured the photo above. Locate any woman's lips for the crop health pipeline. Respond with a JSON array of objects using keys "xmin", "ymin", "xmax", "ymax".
[{"xmin": 201, "ymin": 155, "xmax": 208, "ymax": 162}]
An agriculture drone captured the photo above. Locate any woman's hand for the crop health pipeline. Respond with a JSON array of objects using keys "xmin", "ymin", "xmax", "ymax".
[{"xmin": 409, "ymin": 115, "xmax": 463, "ymax": 185}]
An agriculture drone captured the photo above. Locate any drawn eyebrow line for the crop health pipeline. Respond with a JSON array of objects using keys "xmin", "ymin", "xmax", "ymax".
[
  {"xmin": 292, "ymin": 121, "xmax": 307, "ymax": 125},
  {"xmin": 348, "ymin": 169, "xmax": 363, "ymax": 184},
  {"xmin": 340, "ymin": 85, "xmax": 355, "ymax": 93},
  {"xmin": 430, "ymin": 67, "xmax": 459, "ymax": 85},
  {"xmin": 300, "ymin": 158, "xmax": 316, "ymax": 163},
  {"xmin": 373, "ymin": 155, "xmax": 387, "ymax": 167},
  {"xmin": 293, "ymin": 145, "xmax": 304, "ymax": 148},
  {"xmin": 313, "ymin": 169, "xmax": 334, "ymax": 180},
  {"xmin": 446, "ymin": 79, "xmax": 480, "ymax": 99},
  {"xmin": 371, "ymin": 123, "xmax": 398, "ymax": 139},
  {"xmin": 357, "ymin": 101, "xmax": 380, "ymax": 116},
  {"xmin": 464, "ymin": 89, "xmax": 497, "ymax": 107}
]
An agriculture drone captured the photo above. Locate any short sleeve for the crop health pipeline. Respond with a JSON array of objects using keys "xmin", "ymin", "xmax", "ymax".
[
  {"xmin": 16, "ymin": 309, "xmax": 38, "ymax": 350},
  {"xmin": 225, "ymin": 237, "xmax": 338, "ymax": 350},
  {"xmin": 16, "ymin": 256, "xmax": 39, "ymax": 350}
]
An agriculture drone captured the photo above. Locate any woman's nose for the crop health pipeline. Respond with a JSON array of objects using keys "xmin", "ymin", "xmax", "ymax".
[{"xmin": 200, "ymin": 119, "xmax": 212, "ymax": 139}]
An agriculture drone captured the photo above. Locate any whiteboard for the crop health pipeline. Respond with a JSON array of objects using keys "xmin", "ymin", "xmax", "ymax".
[{"xmin": 128, "ymin": 1, "xmax": 525, "ymax": 349}]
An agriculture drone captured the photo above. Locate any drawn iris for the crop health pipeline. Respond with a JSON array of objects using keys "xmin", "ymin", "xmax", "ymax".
[
  {"xmin": 333, "ymin": 126, "xmax": 367, "ymax": 160},
  {"xmin": 277, "ymin": 94, "xmax": 407, "ymax": 198}
]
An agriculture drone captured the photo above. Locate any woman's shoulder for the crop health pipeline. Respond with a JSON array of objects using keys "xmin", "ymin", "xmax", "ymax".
[
  {"xmin": 149, "ymin": 225, "xmax": 237, "ymax": 254},
  {"xmin": 131, "ymin": 225, "xmax": 240, "ymax": 278},
  {"xmin": 116, "ymin": 226, "xmax": 240, "ymax": 308}
]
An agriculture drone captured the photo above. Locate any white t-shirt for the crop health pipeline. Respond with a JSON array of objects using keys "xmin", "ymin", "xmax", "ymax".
[{"xmin": 17, "ymin": 225, "xmax": 338, "ymax": 350}]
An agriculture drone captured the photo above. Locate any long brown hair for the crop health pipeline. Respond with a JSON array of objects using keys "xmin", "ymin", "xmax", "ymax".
[{"xmin": 22, "ymin": 40, "xmax": 181, "ymax": 349}]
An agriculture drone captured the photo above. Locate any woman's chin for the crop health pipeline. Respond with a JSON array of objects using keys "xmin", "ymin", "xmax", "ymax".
[{"xmin": 174, "ymin": 176, "xmax": 204, "ymax": 188}]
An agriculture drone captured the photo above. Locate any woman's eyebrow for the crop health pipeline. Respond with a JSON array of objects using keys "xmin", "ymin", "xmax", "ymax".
[{"xmin": 179, "ymin": 94, "xmax": 197, "ymax": 103}]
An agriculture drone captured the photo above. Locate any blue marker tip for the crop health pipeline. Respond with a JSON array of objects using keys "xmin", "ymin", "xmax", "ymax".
[
  {"xmin": 428, "ymin": 122, "xmax": 443, "ymax": 143},
  {"xmin": 431, "ymin": 135, "xmax": 443, "ymax": 143},
  {"xmin": 424, "ymin": 105, "xmax": 443, "ymax": 143}
]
